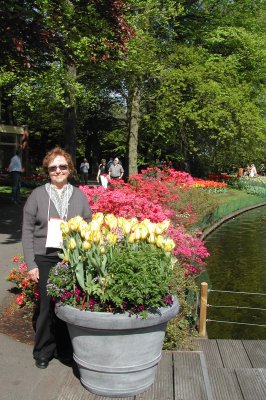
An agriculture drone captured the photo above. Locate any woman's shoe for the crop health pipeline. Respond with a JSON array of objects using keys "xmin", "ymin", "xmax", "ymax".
[{"xmin": 35, "ymin": 358, "xmax": 49, "ymax": 369}]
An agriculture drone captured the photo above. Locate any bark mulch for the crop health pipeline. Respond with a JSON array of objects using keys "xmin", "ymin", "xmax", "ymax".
[{"xmin": 0, "ymin": 297, "xmax": 35, "ymax": 345}]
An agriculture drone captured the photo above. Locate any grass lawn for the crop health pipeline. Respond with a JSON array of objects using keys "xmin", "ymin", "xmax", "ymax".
[
  {"xmin": 0, "ymin": 185, "xmax": 32, "ymax": 197},
  {"xmin": 199, "ymin": 188, "xmax": 266, "ymax": 232},
  {"xmin": 214, "ymin": 187, "xmax": 265, "ymax": 208}
]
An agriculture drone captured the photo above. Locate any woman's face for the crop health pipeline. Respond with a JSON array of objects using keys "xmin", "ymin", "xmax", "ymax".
[{"xmin": 48, "ymin": 155, "xmax": 69, "ymax": 188}]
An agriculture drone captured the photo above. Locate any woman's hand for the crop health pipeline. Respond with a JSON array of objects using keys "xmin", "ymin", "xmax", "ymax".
[{"xmin": 28, "ymin": 267, "xmax": 39, "ymax": 283}]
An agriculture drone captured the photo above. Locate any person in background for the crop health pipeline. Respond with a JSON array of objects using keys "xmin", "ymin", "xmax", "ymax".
[
  {"xmin": 237, "ymin": 166, "xmax": 244, "ymax": 178},
  {"xmin": 22, "ymin": 147, "xmax": 91, "ymax": 369},
  {"xmin": 80, "ymin": 157, "xmax": 90, "ymax": 185},
  {"xmin": 8, "ymin": 149, "xmax": 23, "ymax": 204},
  {"xmin": 108, "ymin": 157, "xmax": 124, "ymax": 180},
  {"xmin": 96, "ymin": 158, "xmax": 108, "ymax": 189},
  {"xmin": 249, "ymin": 163, "xmax": 257, "ymax": 178},
  {"xmin": 244, "ymin": 164, "xmax": 251, "ymax": 177},
  {"xmin": 155, "ymin": 158, "xmax": 161, "ymax": 167},
  {"xmin": 259, "ymin": 163, "xmax": 265, "ymax": 176},
  {"xmin": 106, "ymin": 157, "xmax": 113, "ymax": 171}
]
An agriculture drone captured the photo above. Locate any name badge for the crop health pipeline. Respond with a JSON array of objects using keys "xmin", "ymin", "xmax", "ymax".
[{"xmin": 45, "ymin": 218, "xmax": 64, "ymax": 248}]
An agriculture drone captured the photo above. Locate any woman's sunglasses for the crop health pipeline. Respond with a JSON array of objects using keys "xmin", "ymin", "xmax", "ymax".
[{"xmin": 48, "ymin": 164, "xmax": 68, "ymax": 173}]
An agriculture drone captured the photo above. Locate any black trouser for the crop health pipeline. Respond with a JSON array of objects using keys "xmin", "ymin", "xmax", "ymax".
[
  {"xmin": 33, "ymin": 255, "xmax": 72, "ymax": 360},
  {"xmin": 81, "ymin": 172, "xmax": 89, "ymax": 184},
  {"xmin": 11, "ymin": 171, "xmax": 21, "ymax": 202}
]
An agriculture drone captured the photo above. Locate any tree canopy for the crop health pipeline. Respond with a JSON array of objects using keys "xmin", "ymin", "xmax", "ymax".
[{"xmin": 1, "ymin": 0, "xmax": 266, "ymax": 175}]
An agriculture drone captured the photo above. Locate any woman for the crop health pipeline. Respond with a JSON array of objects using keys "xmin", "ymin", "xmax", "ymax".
[
  {"xmin": 22, "ymin": 147, "xmax": 91, "ymax": 369},
  {"xmin": 249, "ymin": 163, "xmax": 257, "ymax": 178},
  {"xmin": 96, "ymin": 158, "xmax": 108, "ymax": 189}
]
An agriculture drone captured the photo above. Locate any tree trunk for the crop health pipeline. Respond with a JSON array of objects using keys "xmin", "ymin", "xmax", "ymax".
[
  {"xmin": 64, "ymin": 64, "xmax": 77, "ymax": 165},
  {"xmin": 128, "ymin": 82, "xmax": 141, "ymax": 176}
]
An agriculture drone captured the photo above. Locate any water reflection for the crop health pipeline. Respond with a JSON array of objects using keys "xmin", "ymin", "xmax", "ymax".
[{"xmin": 204, "ymin": 206, "xmax": 266, "ymax": 339}]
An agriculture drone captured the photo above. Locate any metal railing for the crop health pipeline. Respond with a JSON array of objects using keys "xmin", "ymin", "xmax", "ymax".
[{"xmin": 199, "ymin": 282, "xmax": 266, "ymax": 336}]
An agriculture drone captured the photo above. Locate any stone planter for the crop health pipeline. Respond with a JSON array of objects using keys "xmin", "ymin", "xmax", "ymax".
[{"xmin": 55, "ymin": 298, "xmax": 179, "ymax": 397}]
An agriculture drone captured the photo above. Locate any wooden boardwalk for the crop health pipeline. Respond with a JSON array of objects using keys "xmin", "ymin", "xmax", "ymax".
[{"xmin": 57, "ymin": 339, "xmax": 266, "ymax": 400}]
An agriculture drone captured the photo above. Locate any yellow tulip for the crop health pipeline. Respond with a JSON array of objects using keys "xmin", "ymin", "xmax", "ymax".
[
  {"xmin": 155, "ymin": 220, "xmax": 170, "ymax": 235},
  {"xmin": 101, "ymin": 226, "xmax": 110, "ymax": 235},
  {"xmin": 146, "ymin": 221, "xmax": 156, "ymax": 235},
  {"xmin": 117, "ymin": 217, "xmax": 127, "ymax": 229},
  {"xmin": 105, "ymin": 214, "xmax": 118, "ymax": 230},
  {"xmin": 140, "ymin": 226, "xmax": 149, "ymax": 240},
  {"xmin": 84, "ymin": 231, "xmax": 91, "ymax": 241},
  {"xmin": 68, "ymin": 216, "xmax": 83, "ymax": 232},
  {"xmin": 155, "ymin": 235, "xmax": 164, "ymax": 248},
  {"xmin": 82, "ymin": 241, "xmax": 91, "ymax": 250},
  {"xmin": 121, "ymin": 221, "xmax": 131, "ymax": 235},
  {"xmin": 90, "ymin": 220, "xmax": 101, "ymax": 232},
  {"xmin": 128, "ymin": 232, "xmax": 136, "ymax": 243},
  {"xmin": 60, "ymin": 222, "xmax": 69, "ymax": 234},
  {"xmin": 68, "ymin": 238, "xmax": 76, "ymax": 250},
  {"xmin": 80, "ymin": 228, "xmax": 90, "ymax": 239},
  {"xmin": 92, "ymin": 231, "xmax": 101, "ymax": 243},
  {"xmin": 134, "ymin": 227, "xmax": 141, "ymax": 240},
  {"xmin": 69, "ymin": 221, "xmax": 79, "ymax": 232},
  {"xmin": 100, "ymin": 246, "xmax": 105, "ymax": 254},
  {"xmin": 147, "ymin": 233, "xmax": 155, "ymax": 244},
  {"xmin": 130, "ymin": 218, "xmax": 138, "ymax": 231},
  {"xmin": 164, "ymin": 239, "xmax": 175, "ymax": 252},
  {"xmin": 106, "ymin": 232, "xmax": 117, "ymax": 244},
  {"xmin": 92, "ymin": 213, "xmax": 104, "ymax": 224},
  {"xmin": 78, "ymin": 220, "xmax": 89, "ymax": 234}
]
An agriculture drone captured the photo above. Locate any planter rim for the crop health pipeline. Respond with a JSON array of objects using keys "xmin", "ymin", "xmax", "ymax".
[{"xmin": 55, "ymin": 297, "xmax": 179, "ymax": 330}]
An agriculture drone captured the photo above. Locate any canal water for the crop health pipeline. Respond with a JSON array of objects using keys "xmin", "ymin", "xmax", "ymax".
[{"xmin": 203, "ymin": 206, "xmax": 266, "ymax": 339}]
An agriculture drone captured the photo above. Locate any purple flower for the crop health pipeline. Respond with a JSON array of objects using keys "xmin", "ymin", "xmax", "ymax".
[{"xmin": 163, "ymin": 295, "xmax": 173, "ymax": 305}]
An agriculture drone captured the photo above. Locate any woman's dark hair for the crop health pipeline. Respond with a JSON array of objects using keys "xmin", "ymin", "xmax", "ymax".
[{"xmin": 42, "ymin": 147, "xmax": 75, "ymax": 177}]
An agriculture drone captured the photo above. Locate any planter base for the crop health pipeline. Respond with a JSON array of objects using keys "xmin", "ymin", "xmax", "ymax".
[
  {"xmin": 81, "ymin": 377, "xmax": 154, "ymax": 398},
  {"xmin": 56, "ymin": 299, "xmax": 179, "ymax": 397}
]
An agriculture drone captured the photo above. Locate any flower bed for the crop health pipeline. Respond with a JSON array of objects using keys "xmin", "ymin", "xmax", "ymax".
[{"xmin": 7, "ymin": 255, "xmax": 39, "ymax": 307}]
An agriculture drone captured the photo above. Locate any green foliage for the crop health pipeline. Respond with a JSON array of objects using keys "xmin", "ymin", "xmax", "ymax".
[
  {"xmin": 0, "ymin": 68, "xmax": 16, "ymax": 87},
  {"xmin": 164, "ymin": 264, "xmax": 199, "ymax": 350},
  {"xmin": 165, "ymin": 186, "xmax": 221, "ymax": 231},
  {"xmin": 231, "ymin": 177, "xmax": 266, "ymax": 197},
  {"xmin": 106, "ymin": 245, "xmax": 173, "ymax": 310}
]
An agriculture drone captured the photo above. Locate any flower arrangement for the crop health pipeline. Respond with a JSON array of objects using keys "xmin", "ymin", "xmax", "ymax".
[
  {"xmin": 6, "ymin": 255, "xmax": 39, "ymax": 307},
  {"xmin": 47, "ymin": 213, "xmax": 177, "ymax": 317},
  {"xmin": 80, "ymin": 167, "xmax": 210, "ymax": 276}
]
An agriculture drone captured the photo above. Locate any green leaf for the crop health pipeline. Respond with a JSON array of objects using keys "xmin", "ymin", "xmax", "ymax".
[{"xmin": 75, "ymin": 261, "xmax": 85, "ymax": 290}]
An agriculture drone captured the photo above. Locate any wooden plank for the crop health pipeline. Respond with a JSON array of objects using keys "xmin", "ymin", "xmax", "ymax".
[
  {"xmin": 173, "ymin": 351, "xmax": 209, "ymax": 400},
  {"xmin": 136, "ymin": 351, "xmax": 174, "ymax": 400},
  {"xmin": 216, "ymin": 340, "xmax": 252, "ymax": 369},
  {"xmin": 235, "ymin": 369, "xmax": 266, "ymax": 400},
  {"xmin": 242, "ymin": 340, "xmax": 266, "ymax": 368},
  {"xmin": 208, "ymin": 369, "xmax": 244, "ymax": 400},
  {"xmin": 194, "ymin": 339, "xmax": 224, "ymax": 368},
  {"xmin": 57, "ymin": 370, "xmax": 135, "ymax": 400}
]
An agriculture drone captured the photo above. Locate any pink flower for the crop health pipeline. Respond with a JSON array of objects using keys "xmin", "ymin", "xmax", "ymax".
[
  {"xmin": 13, "ymin": 256, "xmax": 19, "ymax": 263},
  {"xmin": 18, "ymin": 263, "xmax": 27, "ymax": 272},
  {"xmin": 16, "ymin": 294, "xmax": 26, "ymax": 306}
]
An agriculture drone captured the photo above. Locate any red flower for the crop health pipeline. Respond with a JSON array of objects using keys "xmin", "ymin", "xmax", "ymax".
[{"xmin": 16, "ymin": 294, "xmax": 26, "ymax": 307}]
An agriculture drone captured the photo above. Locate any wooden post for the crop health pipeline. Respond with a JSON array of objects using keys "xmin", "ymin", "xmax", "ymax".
[{"xmin": 199, "ymin": 282, "xmax": 208, "ymax": 337}]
